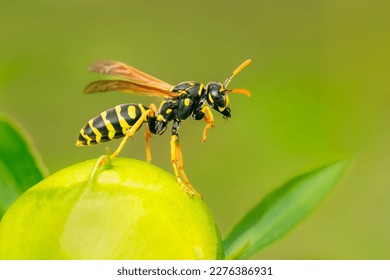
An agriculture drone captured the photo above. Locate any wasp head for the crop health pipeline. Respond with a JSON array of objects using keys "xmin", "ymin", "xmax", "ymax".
[{"xmin": 205, "ymin": 82, "xmax": 231, "ymax": 119}]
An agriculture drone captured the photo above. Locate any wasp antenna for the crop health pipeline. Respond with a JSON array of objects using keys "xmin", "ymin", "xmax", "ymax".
[
  {"xmin": 228, "ymin": 88, "xmax": 251, "ymax": 97},
  {"xmin": 223, "ymin": 59, "xmax": 251, "ymax": 88}
]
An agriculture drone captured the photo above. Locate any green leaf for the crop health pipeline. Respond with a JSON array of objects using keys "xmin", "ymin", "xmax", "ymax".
[
  {"xmin": 223, "ymin": 161, "xmax": 347, "ymax": 259},
  {"xmin": 0, "ymin": 115, "xmax": 46, "ymax": 218}
]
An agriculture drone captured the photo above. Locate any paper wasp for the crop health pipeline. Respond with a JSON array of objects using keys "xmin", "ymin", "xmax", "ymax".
[{"xmin": 76, "ymin": 59, "xmax": 251, "ymax": 198}]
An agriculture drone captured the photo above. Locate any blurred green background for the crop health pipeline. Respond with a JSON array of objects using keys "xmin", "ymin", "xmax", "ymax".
[{"xmin": 1, "ymin": 0, "xmax": 389, "ymax": 259}]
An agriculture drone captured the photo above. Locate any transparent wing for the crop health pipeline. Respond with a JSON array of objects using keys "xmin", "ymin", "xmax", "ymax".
[
  {"xmin": 84, "ymin": 80, "xmax": 178, "ymax": 98},
  {"xmin": 88, "ymin": 60, "xmax": 173, "ymax": 90}
]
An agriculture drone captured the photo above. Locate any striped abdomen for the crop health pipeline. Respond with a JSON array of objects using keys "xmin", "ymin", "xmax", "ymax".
[{"xmin": 76, "ymin": 103, "xmax": 149, "ymax": 146}]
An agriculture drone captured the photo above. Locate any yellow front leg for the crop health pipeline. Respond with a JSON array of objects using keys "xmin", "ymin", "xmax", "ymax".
[{"xmin": 201, "ymin": 106, "xmax": 215, "ymax": 143}]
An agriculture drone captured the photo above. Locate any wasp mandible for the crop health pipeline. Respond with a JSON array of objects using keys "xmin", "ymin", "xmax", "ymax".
[{"xmin": 76, "ymin": 59, "xmax": 251, "ymax": 198}]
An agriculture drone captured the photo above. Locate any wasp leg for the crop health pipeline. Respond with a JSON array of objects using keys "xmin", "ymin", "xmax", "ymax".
[
  {"xmin": 110, "ymin": 108, "xmax": 152, "ymax": 159},
  {"xmin": 170, "ymin": 135, "xmax": 199, "ymax": 198},
  {"xmin": 201, "ymin": 106, "xmax": 215, "ymax": 143},
  {"xmin": 145, "ymin": 104, "xmax": 157, "ymax": 163},
  {"xmin": 145, "ymin": 126, "xmax": 152, "ymax": 163},
  {"xmin": 170, "ymin": 135, "xmax": 189, "ymax": 195},
  {"xmin": 175, "ymin": 139, "xmax": 203, "ymax": 198}
]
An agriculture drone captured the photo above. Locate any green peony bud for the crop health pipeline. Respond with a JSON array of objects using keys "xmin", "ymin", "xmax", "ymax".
[{"xmin": 0, "ymin": 158, "xmax": 224, "ymax": 259}]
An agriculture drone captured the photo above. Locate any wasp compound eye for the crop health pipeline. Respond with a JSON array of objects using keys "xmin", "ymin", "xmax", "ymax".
[{"xmin": 206, "ymin": 82, "xmax": 225, "ymax": 106}]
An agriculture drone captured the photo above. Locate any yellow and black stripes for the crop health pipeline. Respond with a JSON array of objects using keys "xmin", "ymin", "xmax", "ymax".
[{"xmin": 76, "ymin": 103, "xmax": 149, "ymax": 146}]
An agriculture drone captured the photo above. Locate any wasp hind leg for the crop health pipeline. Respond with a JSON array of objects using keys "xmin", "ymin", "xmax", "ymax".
[{"xmin": 98, "ymin": 104, "xmax": 156, "ymax": 167}]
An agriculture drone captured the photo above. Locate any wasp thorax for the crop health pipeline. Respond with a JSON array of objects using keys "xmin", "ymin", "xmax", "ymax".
[{"xmin": 205, "ymin": 82, "xmax": 231, "ymax": 118}]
